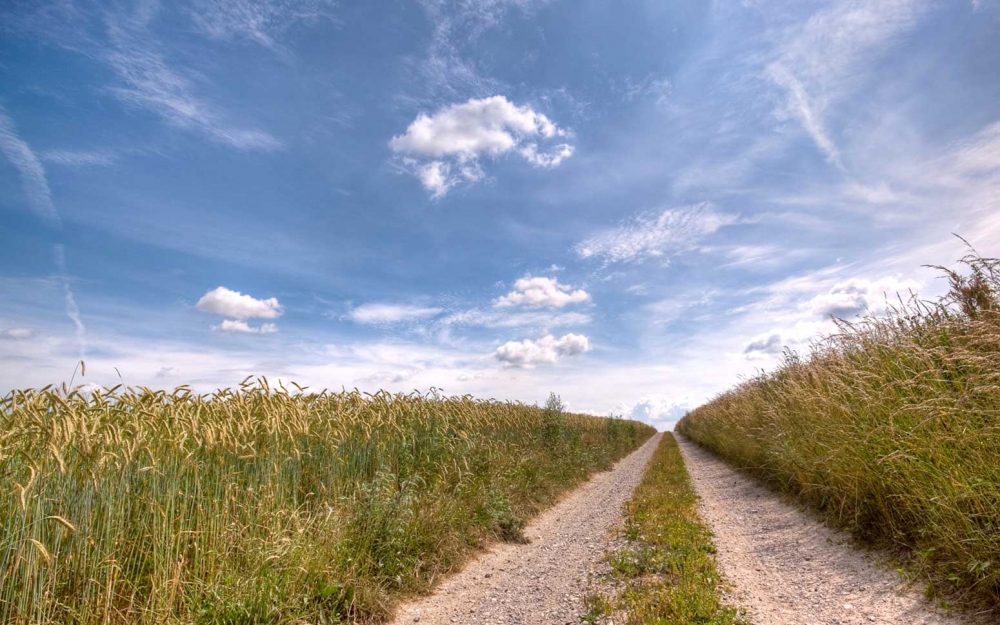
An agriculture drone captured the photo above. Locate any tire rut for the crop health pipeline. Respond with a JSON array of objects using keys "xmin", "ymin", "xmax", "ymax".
[
  {"xmin": 675, "ymin": 435, "xmax": 972, "ymax": 625},
  {"xmin": 391, "ymin": 433, "xmax": 662, "ymax": 625}
]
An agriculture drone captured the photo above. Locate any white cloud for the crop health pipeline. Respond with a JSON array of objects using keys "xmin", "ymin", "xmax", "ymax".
[
  {"xmin": 575, "ymin": 203, "xmax": 737, "ymax": 265},
  {"xmin": 348, "ymin": 303, "xmax": 443, "ymax": 325},
  {"xmin": 54, "ymin": 245, "xmax": 86, "ymax": 359},
  {"xmin": 519, "ymin": 142, "xmax": 574, "ymax": 168},
  {"xmin": 155, "ymin": 366, "xmax": 177, "ymax": 378},
  {"xmin": 741, "ymin": 319, "xmax": 834, "ymax": 361},
  {"xmin": 4, "ymin": 2, "xmax": 281, "ymax": 151},
  {"xmin": 415, "ymin": 161, "xmax": 455, "ymax": 198},
  {"xmin": 0, "ymin": 107, "xmax": 59, "ymax": 223},
  {"xmin": 808, "ymin": 276, "xmax": 920, "ymax": 318},
  {"xmin": 722, "ymin": 245, "xmax": 785, "ymax": 268},
  {"xmin": 440, "ymin": 309, "xmax": 590, "ymax": 329},
  {"xmin": 0, "ymin": 328, "xmax": 36, "ymax": 340},
  {"xmin": 842, "ymin": 182, "xmax": 900, "ymax": 205},
  {"xmin": 742, "ymin": 332, "xmax": 784, "ymax": 356},
  {"xmin": 213, "ymin": 319, "xmax": 278, "ymax": 333},
  {"xmin": 493, "ymin": 333, "xmax": 590, "ymax": 367},
  {"xmin": 390, "ymin": 95, "xmax": 573, "ymax": 196},
  {"xmin": 355, "ymin": 370, "xmax": 417, "ymax": 385},
  {"xmin": 619, "ymin": 75, "xmax": 672, "ymax": 106},
  {"xmin": 104, "ymin": 11, "xmax": 282, "ymax": 151},
  {"xmin": 957, "ymin": 125, "xmax": 1000, "ymax": 172},
  {"xmin": 765, "ymin": 0, "xmax": 926, "ymax": 167},
  {"xmin": 41, "ymin": 149, "xmax": 117, "ymax": 168},
  {"xmin": 197, "ymin": 286, "xmax": 284, "ymax": 319},
  {"xmin": 767, "ymin": 63, "xmax": 842, "ymax": 168},
  {"xmin": 494, "ymin": 276, "xmax": 590, "ymax": 309},
  {"xmin": 188, "ymin": 0, "xmax": 336, "ymax": 50},
  {"xmin": 615, "ymin": 395, "xmax": 692, "ymax": 431}
]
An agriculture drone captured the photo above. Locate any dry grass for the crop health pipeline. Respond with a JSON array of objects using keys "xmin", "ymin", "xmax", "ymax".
[
  {"xmin": 0, "ymin": 380, "xmax": 654, "ymax": 624},
  {"xmin": 677, "ymin": 251, "xmax": 1000, "ymax": 613}
]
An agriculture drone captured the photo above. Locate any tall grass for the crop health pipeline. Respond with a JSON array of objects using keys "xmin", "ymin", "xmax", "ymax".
[
  {"xmin": 0, "ymin": 380, "xmax": 654, "ymax": 624},
  {"xmin": 677, "ymin": 252, "xmax": 1000, "ymax": 611}
]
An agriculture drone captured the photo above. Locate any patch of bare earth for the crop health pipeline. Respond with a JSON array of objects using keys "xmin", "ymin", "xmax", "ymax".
[
  {"xmin": 390, "ymin": 433, "xmax": 662, "ymax": 625},
  {"xmin": 674, "ymin": 435, "xmax": 975, "ymax": 625}
]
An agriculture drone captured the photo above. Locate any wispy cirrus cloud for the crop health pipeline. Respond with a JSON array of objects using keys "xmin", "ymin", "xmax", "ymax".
[
  {"xmin": 213, "ymin": 319, "xmax": 278, "ymax": 333},
  {"xmin": 41, "ymin": 149, "xmax": 118, "ymax": 168},
  {"xmin": 440, "ymin": 309, "xmax": 590, "ymax": 330},
  {"xmin": 0, "ymin": 107, "xmax": 60, "ymax": 224},
  {"xmin": 54, "ymin": 245, "xmax": 86, "ymax": 359},
  {"xmin": 3, "ymin": 1, "xmax": 282, "ymax": 151},
  {"xmin": 105, "ymin": 24, "xmax": 283, "ymax": 151},
  {"xmin": 188, "ymin": 0, "xmax": 336, "ymax": 50},
  {"xmin": 409, "ymin": 0, "xmax": 547, "ymax": 101},
  {"xmin": 0, "ymin": 328, "xmax": 36, "ymax": 340},
  {"xmin": 765, "ymin": 0, "xmax": 927, "ymax": 167},
  {"xmin": 576, "ymin": 204, "xmax": 737, "ymax": 265},
  {"xmin": 347, "ymin": 303, "xmax": 443, "ymax": 325}
]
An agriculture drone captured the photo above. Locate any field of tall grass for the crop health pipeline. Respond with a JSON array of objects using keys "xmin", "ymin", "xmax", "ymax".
[
  {"xmin": 677, "ymin": 252, "xmax": 1000, "ymax": 612},
  {"xmin": 1, "ymin": 381, "xmax": 654, "ymax": 624}
]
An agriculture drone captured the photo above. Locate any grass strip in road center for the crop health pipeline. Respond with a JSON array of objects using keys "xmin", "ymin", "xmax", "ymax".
[{"xmin": 584, "ymin": 432, "xmax": 742, "ymax": 625}]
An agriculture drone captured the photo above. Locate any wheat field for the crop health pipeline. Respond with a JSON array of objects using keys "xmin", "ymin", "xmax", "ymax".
[{"xmin": 0, "ymin": 380, "xmax": 654, "ymax": 624}]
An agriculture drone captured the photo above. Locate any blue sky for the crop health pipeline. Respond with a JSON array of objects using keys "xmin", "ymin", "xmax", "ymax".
[{"xmin": 1, "ymin": 0, "xmax": 999, "ymax": 429}]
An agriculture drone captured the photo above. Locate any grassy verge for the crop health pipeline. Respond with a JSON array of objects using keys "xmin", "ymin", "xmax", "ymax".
[
  {"xmin": 676, "ymin": 252, "xmax": 1000, "ymax": 613},
  {"xmin": 0, "ymin": 382, "xmax": 654, "ymax": 624},
  {"xmin": 584, "ymin": 433, "xmax": 741, "ymax": 625}
]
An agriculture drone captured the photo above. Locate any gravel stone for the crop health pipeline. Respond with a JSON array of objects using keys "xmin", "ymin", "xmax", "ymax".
[
  {"xmin": 675, "ymin": 435, "xmax": 971, "ymax": 625},
  {"xmin": 391, "ymin": 434, "xmax": 662, "ymax": 625}
]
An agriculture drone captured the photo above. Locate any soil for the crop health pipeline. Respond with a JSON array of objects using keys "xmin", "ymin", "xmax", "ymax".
[
  {"xmin": 674, "ymin": 435, "xmax": 974, "ymax": 625},
  {"xmin": 390, "ymin": 433, "xmax": 662, "ymax": 625}
]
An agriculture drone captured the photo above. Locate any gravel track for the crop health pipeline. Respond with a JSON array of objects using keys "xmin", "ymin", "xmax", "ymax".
[
  {"xmin": 675, "ymin": 435, "xmax": 972, "ymax": 625},
  {"xmin": 390, "ymin": 433, "xmax": 662, "ymax": 625}
]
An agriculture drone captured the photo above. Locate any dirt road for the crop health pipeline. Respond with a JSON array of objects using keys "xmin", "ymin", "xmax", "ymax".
[
  {"xmin": 390, "ymin": 433, "xmax": 662, "ymax": 625},
  {"xmin": 675, "ymin": 435, "xmax": 970, "ymax": 625}
]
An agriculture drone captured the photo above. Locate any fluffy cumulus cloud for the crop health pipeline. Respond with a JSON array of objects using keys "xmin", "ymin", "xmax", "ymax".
[
  {"xmin": 197, "ymin": 286, "xmax": 283, "ymax": 333},
  {"xmin": 348, "ymin": 303, "xmax": 443, "ymax": 325},
  {"xmin": 742, "ymin": 332, "xmax": 784, "ymax": 356},
  {"xmin": 390, "ymin": 95, "xmax": 574, "ymax": 197},
  {"xmin": 616, "ymin": 395, "xmax": 693, "ymax": 430},
  {"xmin": 213, "ymin": 319, "xmax": 278, "ymax": 334},
  {"xmin": 494, "ymin": 276, "xmax": 590, "ymax": 309},
  {"xmin": 0, "ymin": 328, "xmax": 35, "ymax": 340},
  {"xmin": 493, "ymin": 333, "xmax": 589, "ymax": 367},
  {"xmin": 197, "ymin": 287, "xmax": 283, "ymax": 319},
  {"xmin": 575, "ymin": 203, "xmax": 737, "ymax": 265},
  {"xmin": 741, "ymin": 323, "xmax": 828, "ymax": 360},
  {"xmin": 809, "ymin": 277, "xmax": 920, "ymax": 318}
]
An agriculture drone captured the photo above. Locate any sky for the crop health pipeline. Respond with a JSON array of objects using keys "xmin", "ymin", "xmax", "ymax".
[{"xmin": 1, "ymin": 0, "xmax": 999, "ymax": 430}]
